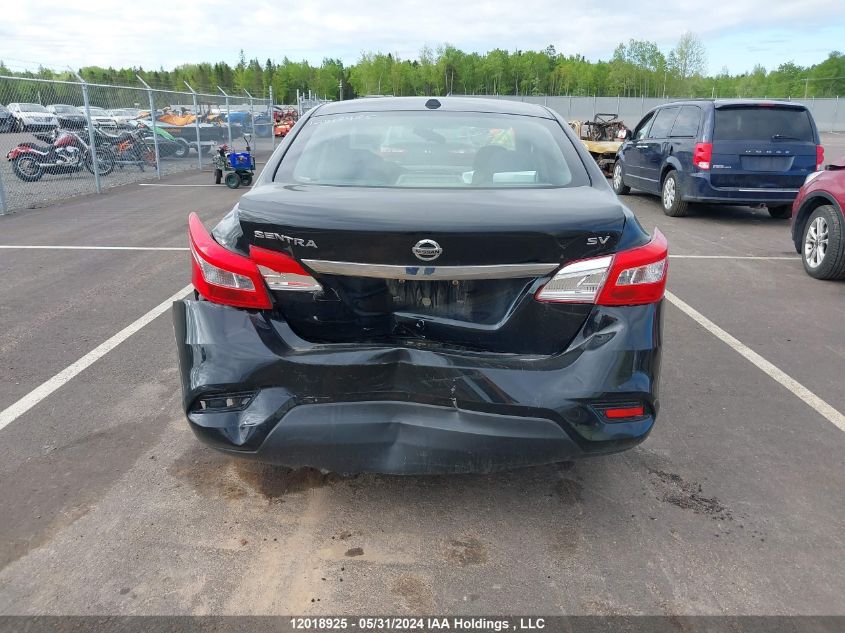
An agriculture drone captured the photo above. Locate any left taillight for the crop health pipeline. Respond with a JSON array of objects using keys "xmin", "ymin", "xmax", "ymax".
[
  {"xmin": 536, "ymin": 229, "xmax": 668, "ymax": 306},
  {"xmin": 188, "ymin": 212, "xmax": 271, "ymax": 309}
]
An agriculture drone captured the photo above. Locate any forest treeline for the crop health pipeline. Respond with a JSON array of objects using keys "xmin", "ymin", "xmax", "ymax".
[{"xmin": 2, "ymin": 33, "xmax": 843, "ymax": 104}]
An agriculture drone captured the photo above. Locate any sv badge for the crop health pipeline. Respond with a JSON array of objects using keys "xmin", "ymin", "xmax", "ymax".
[{"xmin": 586, "ymin": 235, "xmax": 611, "ymax": 246}]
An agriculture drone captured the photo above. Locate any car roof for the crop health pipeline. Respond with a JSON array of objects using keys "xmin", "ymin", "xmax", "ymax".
[
  {"xmin": 312, "ymin": 96, "xmax": 555, "ymax": 119},
  {"xmin": 657, "ymin": 98, "xmax": 807, "ymax": 110}
]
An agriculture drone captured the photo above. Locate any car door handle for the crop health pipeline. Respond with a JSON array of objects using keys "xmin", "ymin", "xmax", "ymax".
[{"xmin": 635, "ymin": 144, "xmax": 649, "ymax": 149}]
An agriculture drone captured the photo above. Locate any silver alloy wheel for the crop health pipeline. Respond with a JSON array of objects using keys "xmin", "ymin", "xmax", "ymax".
[
  {"xmin": 613, "ymin": 163, "xmax": 623, "ymax": 189},
  {"xmin": 662, "ymin": 176, "xmax": 676, "ymax": 210},
  {"xmin": 804, "ymin": 216, "xmax": 829, "ymax": 269}
]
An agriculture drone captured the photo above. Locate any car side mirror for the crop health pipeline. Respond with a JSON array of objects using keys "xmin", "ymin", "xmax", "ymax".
[{"xmin": 624, "ymin": 129, "xmax": 633, "ymax": 140}]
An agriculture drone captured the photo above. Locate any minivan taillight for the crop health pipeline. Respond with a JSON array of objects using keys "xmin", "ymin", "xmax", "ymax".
[
  {"xmin": 817, "ymin": 145, "xmax": 825, "ymax": 170},
  {"xmin": 693, "ymin": 142, "xmax": 712, "ymax": 170},
  {"xmin": 536, "ymin": 229, "xmax": 668, "ymax": 306},
  {"xmin": 188, "ymin": 212, "xmax": 271, "ymax": 309}
]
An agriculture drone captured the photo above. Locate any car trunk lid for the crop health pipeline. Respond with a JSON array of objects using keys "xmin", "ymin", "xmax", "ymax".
[{"xmin": 236, "ymin": 184, "xmax": 627, "ymax": 354}]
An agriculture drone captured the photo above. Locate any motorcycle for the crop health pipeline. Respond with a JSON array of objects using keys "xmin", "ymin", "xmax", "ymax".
[
  {"xmin": 92, "ymin": 127, "xmax": 157, "ymax": 171},
  {"xmin": 6, "ymin": 128, "xmax": 115, "ymax": 182}
]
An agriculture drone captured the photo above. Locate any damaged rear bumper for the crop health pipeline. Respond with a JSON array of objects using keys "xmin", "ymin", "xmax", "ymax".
[{"xmin": 172, "ymin": 300, "xmax": 663, "ymax": 474}]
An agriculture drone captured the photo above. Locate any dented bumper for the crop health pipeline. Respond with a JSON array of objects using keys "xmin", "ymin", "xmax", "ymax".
[{"xmin": 172, "ymin": 299, "xmax": 663, "ymax": 474}]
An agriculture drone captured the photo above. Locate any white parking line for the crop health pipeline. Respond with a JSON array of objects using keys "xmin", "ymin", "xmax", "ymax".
[
  {"xmin": 0, "ymin": 246, "xmax": 799, "ymax": 259},
  {"xmin": 0, "ymin": 245, "xmax": 188, "ymax": 251},
  {"xmin": 138, "ymin": 184, "xmax": 251, "ymax": 188},
  {"xmin": 669, "ymin": 255, "xmax": 798, "ymax": 260},
  {"xmin": 0, "ymin": 284, "xmax": 193, "ymax": 433},
  {"xmin": 666, "ymin": 291, "xmax": 845, "ymax": 433}
]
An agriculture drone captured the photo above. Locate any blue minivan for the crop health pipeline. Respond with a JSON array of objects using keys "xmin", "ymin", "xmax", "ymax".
[{"xmin": 612, "ymin": 100, "xmax": 824, "ymax": 218}]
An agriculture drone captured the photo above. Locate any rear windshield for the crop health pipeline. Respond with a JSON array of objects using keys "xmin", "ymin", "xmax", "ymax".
[
  {"xmin": 714, "ymin": 107, "xmax": 814, "ymax": 142},
  {"xmin": 274, "ymin": 111, "xmax": 589, "ymax": 188}
]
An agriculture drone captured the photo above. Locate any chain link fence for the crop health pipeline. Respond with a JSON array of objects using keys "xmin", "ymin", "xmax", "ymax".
[{"xmin": 0, "ymin": 75, "xmax": 279, "ymax": 214}]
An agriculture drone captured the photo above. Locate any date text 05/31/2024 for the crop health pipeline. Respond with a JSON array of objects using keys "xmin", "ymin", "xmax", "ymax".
[{"xmin": 289, "ymin": 617, "xmax": 547, "ymax": 631}]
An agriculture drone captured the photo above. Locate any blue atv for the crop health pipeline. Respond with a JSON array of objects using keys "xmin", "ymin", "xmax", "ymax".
[{"xmin": 212, "ymin": 134, "xmax": 255, "ymax": 189}]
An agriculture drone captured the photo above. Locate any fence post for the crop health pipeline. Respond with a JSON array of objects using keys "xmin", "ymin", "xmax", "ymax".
[
  {"xmin": 218, "ymin": 86, "xmax": 232, "ymax": 146},
  {"xmin": 137, "ymin": 76, "xmax": 161, "ymax": 180},
  {"xmin": 185, "ymin": 81, "xmax": 202, "ymax": 170},
  {"xmin": 244, "ymin": 89, "xmax": 257, "ymax": 145},
  {"xmin": 833, "ymin": 96, "xmax": 840, "ymax": 134},
  {"xmin": 641, "ymin": 94, "xmax": 645, "ymax": 116},
  {"xmin": 568, "ymin": 95, "xmax": 572, "ymax": 119},
  {"xmin": 0, "ymin": 165, "xmax": 7, "ymax": 215},
  {"xmin": 269, "ymin": 85, "xmax": 275, "ymax": 150},
  {"xmin": 592, "ymin": 94, "xmax": 597, "ymax": 119},
  {"xmin": 74, "ymin": 72, "xmax": 101, "ymax": 194}
]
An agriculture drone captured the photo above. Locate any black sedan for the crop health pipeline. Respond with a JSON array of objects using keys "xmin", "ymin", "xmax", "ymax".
[
  {"xmin": 0, "ymin": 105, "xmax": 13, "ymax": 132},
  {"xmin": 173, "ymin": 97, "xmax": 669, "ymax": 474},
  {"xmin": 46, "ymin": 104, "xmax": 87, "ymax": 129}
]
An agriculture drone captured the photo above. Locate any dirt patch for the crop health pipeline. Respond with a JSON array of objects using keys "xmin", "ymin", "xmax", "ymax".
[
  {"xmin": 392, "ymin": 575, "xmax": 435, "ymax": 613},
  {"xmin": 445, "ymin": 537, "xmax": 488, "ymax": 565},
  {"xmin": 234, "ymin": 461, "xmax": 341, "ymax": 499},
  {"xmin": 649, "ymin": 469, "xmax": 732, "ymax": 520},
  {"xmin": 554, "ymin": 478, "xmax": 583, "ymax": 504},
  {"xmin": 169, "ymin": 447, "xmax": 341, "ymax": 501},
  {"xmin": 345, "ymin": 547, "xmax": 364, "ymax": 557}
]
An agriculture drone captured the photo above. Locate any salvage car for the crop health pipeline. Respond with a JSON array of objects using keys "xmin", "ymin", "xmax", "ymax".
[
  {"xmin": 173, "ymin": 97, "xmax": 668, "ymax": 474},
  {"xmin": 613, "ymin": 100, "xmax": 823, "ymax": 218},
  {"xmin": 0, "ymin": 105, "xmax": 13, "ymax": 132},
  {"xmin": 791, "ymin": 155, "xmax": 845, "ymax": 280},
  {"xmin": 46, "ymin": 104, "xmax": 87, "ymax": 129},
  {"xmin": 6, "ymin": 102, "xmax": 58, "ymax": 131}
]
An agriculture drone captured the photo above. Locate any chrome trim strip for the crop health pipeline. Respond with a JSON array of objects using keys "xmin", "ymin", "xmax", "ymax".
[
  {"xmin": 736, "ymin": 188, "xmax": 800, "ymax": 193},
  {"xmin": 301, "ymin": 260, "xmax": 559, "ymax": 280}
]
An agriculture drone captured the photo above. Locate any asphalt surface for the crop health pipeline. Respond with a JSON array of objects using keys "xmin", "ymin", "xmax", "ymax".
[{"xmin": 0, "ymin": 136, "xmax": 843, "ymax": 616}]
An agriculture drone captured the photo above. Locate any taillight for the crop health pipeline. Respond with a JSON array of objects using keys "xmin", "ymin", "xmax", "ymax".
[
  {"xmin": 536, "ymin": 229, "xmax": 668, "ymax": 306},
  {"xmin": 188, "ymin": 213, "xmax": 271, "ymax": 309},
  {"xmin": 816, "ymin": 145, "xmax": 825, "ymax": 170},
  {"xmin": 693, "ymin": 142, "xmax": 712, "ymax": 170},
  {"xmin": 250, "ymin": 246, "xmax": 322, "ymax": 292}
]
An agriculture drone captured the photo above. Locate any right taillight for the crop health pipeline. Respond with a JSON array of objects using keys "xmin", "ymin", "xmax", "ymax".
[
  {"xmin": 536, "ymin": 229, "xmax": 668, "ymax": 306},
  {"xmin": 816, "ymin": 145, "xmax": 825, "ymax": 170},
  {"xmin": 693, "ymin": 142, "xmax": 712, "ymax": 170}
]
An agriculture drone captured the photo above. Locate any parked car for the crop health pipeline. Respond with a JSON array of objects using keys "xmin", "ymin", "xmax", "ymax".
[
  {"xmin": 613, "ymin": 100, "xmax": 823, "ymax": 219},
  {"xmin": 791, "ymin": 156, "xmax": 845, "ymax": 280},
  {"xmin": 6, "ymin": 103, "xmax": 59, "ymax": 131},
  {"xmin": 80, "ymin": 106, "xmax": 118, "ymax": 129},
  {"xmin": 107, "ymin": 108, "xmax": 142, "ymax": 127},
  {"xmin": 0, "ymin": 104, "xmax": 13, "ymax": 132},
  {"xmin": 173, "ymin": 96, "xmax": 669, "ymax": 475},
  {"xmin": 46, "ymin": 104, "xmax": 87, "ymax": 129}
]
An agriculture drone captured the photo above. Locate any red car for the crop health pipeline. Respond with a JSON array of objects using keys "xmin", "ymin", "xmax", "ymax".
[{"xmin": 792, "ymin": 155, "xmax": 845, "ymax": 280}]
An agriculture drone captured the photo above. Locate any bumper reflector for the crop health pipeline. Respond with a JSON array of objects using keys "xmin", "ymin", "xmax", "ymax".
[{"xmin": 604, "ymin": 405, "xmax": 645, "ymax": 419}]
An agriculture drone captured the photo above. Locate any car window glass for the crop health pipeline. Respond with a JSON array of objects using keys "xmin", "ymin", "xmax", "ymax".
[
  {"xmin": 634, "ymin": 113, "xmax": 655, "ymax": 140},
  {"xmin": 670, "ymin": 106, "xmax": 701, "ymax": 137},
  {"xmin": 275, "ymin": 111, "xmax": 590, "ymax": 189},
  {"xmin": 714, "ymin": 107, "xmax": 814, "ymax": 141},
  {"xmin": 647, "ymin": 107, "xmax": 680, "ymax": 139}
]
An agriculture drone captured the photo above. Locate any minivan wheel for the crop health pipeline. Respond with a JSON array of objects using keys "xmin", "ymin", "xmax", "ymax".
[
  {"xmin": 661, "ymin": 171, "xmax": 689, "ymax": 217},
  {"xmin": 802, "ymin": 205, "xmax": 845, "ymax": 280},
  {"xmin": 612, "ymin": 161, "xmax": 630, "ymax": 195},
  {"xmin": 767, "ymin": 205, "xmax": 792, "ymax": 219}
]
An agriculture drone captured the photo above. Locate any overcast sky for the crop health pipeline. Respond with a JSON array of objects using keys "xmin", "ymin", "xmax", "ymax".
[{"xmin": 1, "ymin": 1, "xmax": 842, "ymax": 75}]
